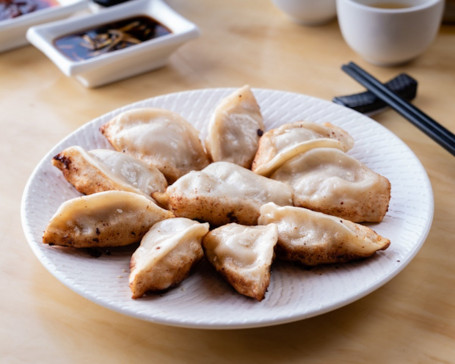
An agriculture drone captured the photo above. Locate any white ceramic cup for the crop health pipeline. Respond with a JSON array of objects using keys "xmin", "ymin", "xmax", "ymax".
[
  {"xmin": 272, "ymin": 0, "xmax": 337, "ymax": 25},
  {"xmin": 337, "ymin": 0, "xmax": 444, "ymax": 66}
]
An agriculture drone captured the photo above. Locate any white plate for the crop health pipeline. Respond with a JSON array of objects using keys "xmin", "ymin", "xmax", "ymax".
[
  {"xmin": 21, "ymin": 88, "xmax": 434, "ymax": 329},
  {"xmin": 0, "ymin": 0, "xmax": 89, "ymax": 53}
]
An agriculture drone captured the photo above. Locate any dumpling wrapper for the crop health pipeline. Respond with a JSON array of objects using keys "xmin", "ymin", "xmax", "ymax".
[
  {"xmin": 258, "ymin": 203, "xmax": 390, "ymax": 266},
  {"xmin": 205, "ymin": 85, "xmax": 264, "ymax": 168},
  {"xmin": 129, "ymin": 218, "xmax": 209, "ymax": 299},
  {"xmin": 202, "ymin": 223, "xmax": 278, "ymax": 301},
  {"xmin": 252, "ymin": 121, "xmax": 354, "ymax": 176},
  {"xmin": 271, "ymin": 148, "xmax": 391, "ymax": 223},
  {"xmin": 153, "ymin": 161, "xmax": 293, "ymax": 226},
  {"xmin": 52, "ymin": 146, "xmax": 167, "ymax": 199},
  {"xmin": 43, "ymin": 191, "xmax": 174, "ymax": 248},
  {"xmin": 100, "ymin": 108, "xmax": 210, "ymax": 183}
]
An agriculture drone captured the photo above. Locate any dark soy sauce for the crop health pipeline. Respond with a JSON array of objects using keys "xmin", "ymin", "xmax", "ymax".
[{"xmin": 54, "ymin": 16, "xmax": 172, "ymax": 61}]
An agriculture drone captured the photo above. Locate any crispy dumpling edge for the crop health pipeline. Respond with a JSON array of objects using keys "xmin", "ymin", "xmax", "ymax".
[
  {"xmin": 52, "ymin": 145, "xmax": 168, "ymax": 199},
  {"xmin": 42, "ymin": 190, "xmax": 174, "ymax": 248},
  {"xmin": 258, "ymin": 202, "xmax": 391, "ymax": 266},
  {"xmin": 129, "ymin": 218, "xmax": 210, "ymax": 298},
  {"xmin": 152, "ymin": 162, "xmax": 293, "ymax": 226}
]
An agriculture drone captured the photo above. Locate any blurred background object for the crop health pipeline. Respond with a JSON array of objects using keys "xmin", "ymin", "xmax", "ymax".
[
  {"xmin": 443, "ymin": 0, "xmax": 455, "ymax": 22},
  {"xmin": 271, "ymin": 0, "xmax": 337, "ymax": 25}
]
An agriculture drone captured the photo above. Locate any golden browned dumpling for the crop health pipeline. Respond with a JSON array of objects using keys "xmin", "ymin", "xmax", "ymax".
[
  {"xmin": 43, "ymin": 191, "xmax": 174, "ymax": 248},
  {"xmin": 205, "ymin": 85, "xmax": 264, "ymax": 168},
  {"xmin": 153, "ymin": 161, "xmax": 293, "ymax": 226},
  {"xmin": 202, "ymin": 223, "xmax": 278, "ymax": 301},
  {"xmin": 258, "ymin": 203, "xmax": 390, "ymax": 266},
  {"xmin": 129, "ymin": 218, "xmax": 210, "ymax": 299},
  {"xmin": 100, "ymin": 108, "xmax": 210, "ymax": 183},
  {"xmin": 52, "ymin": 146, "xmax": 167, "ymax": 198},
  {"xmin": 271, "ymin": 148, "xmax": 391, "ymax": 223},
  {"xmin": 252, "ymin": 121, "xmax": 354, "ymax": 176}
]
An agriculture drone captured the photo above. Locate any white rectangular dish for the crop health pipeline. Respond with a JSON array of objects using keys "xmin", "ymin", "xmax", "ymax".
[
  {"xmin": 26, "ymin": 0, "xmax": 200, "ymax": 87},
  {"xmin": 0, "ymin": 0, "xmax": 89, "ymax": 53}
]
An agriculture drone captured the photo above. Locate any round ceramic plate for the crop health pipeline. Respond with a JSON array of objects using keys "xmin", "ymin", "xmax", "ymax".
[{"xmin": 21, "ymin": 88, "xmax": 434, "ymax": 329}]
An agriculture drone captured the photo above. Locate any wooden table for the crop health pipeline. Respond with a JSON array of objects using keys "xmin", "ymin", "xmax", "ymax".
[{"xmin": 1, "ymin": 1, "xmax": 454, "ymax": 362}]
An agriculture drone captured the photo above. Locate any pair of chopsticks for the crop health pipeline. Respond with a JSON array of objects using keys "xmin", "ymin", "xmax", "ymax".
[{"xmin": 341, "ymin": 62, "xmax": 455, "ymax": 156}]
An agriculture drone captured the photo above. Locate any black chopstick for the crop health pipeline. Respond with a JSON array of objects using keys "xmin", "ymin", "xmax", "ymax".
[
  {"xmin": 341, "ymin": 62, "xmax": 455, "ymax": 156},
  {"xmin": 344, "ymin": 62, "xmax": 451, "ymax": 138}
]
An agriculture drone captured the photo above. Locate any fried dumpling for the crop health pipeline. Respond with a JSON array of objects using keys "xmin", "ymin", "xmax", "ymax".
[
  {"xmin": 43, "ymin": 191, "xmax": 174, "ymax": 248},
  {"xmin": 129, "ymin": 218, "xmax": 209, "ymax": 298},
  {"xmin": 52, "ymin": 146, "xmax": 167, "ymax": 198},
  {"xmin": 100, "ymin": 108, "xmax": 210, "ymax": 183},
  {"xmin": 271, "ymin": 148, "xmax": 391, "ymax": 223},
  {"xmin": 258, "ymin": 203, "xmax": 390, "ymax": 266},
  {"xmin": 153, "ymin": 161, "xmax": 293, "ymax": 226},
  {"xmin": 252, "ymin": 121, "xmax": 354, "ymax": 176},
  {"xmin": 202, "ymin": 223, "xmax": 278, "ymax": 301},
  {"xmin": 205, "ymin": 85, "xmax": 264, "ymax": 168}
]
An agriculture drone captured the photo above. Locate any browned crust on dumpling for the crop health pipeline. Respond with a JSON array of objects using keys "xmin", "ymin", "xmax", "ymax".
[
  {"xmin": 52, "ymin": 147, "xmax": 121, "ymax": 196},
  {"xmin": 276, "ymin": 241, "xmax": 386, "ymax": 266},
  {"xmin": 42, "ymin": 192, "xmax": 174, "ymax": 248},
  {"xmin": 293, "ymin": 176, "xmax": 391, "ymax": 223},
  {"xmin": 215, "ymin": 263, "xmax": 270, "ymax": 301},
  {"xmin": 152, "ymin": 191, "xmax": 260, "ymax": 226},
  {"xmin": 129, "ymin": 241, "xmax": 204, "ymax": 299},
  {"xmin": 53, "ymin": 146, "xmax": 168, "ymax": 199},
  {"xmin": 43, "ymin": 209, "xmax": 170, "ymax": 248},
  {"xmin": 276, "ymin": 220, "xmax": 390, "ymax": 266}
]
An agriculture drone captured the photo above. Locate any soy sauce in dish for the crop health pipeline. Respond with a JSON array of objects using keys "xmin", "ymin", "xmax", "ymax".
[
  {"xmin": 0, "ymin": 0, "xmax": 59, "ymax": 21},
  {"xmin": 54, "ymin": 16, "xmax": 172, "ymax": 61}
]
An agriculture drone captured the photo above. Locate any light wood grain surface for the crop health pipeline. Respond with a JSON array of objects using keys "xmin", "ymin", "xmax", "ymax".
[{"xmin": 1, "ymin": 1, "xmax": 454, "ymax": 363}]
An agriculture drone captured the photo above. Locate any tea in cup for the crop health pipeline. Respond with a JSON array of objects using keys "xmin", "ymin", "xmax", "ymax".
[{"xmin": 336, "ymin": 0, "xmax": 444, "ymax": 66}]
